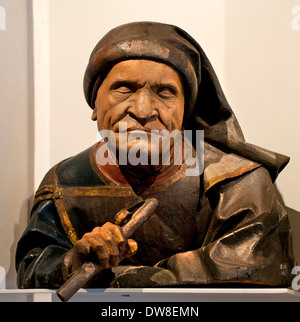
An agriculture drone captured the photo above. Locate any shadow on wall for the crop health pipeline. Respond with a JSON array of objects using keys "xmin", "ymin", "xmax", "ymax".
[
  {"xmin": 5, "ymin": 0, "xmax": 36, "ymax": 290},
  {"xmin": 275, "ymin": 184, "xmax": 300, "ymax": 265},
  {"xmin": 6, "ymin": 196, "xmax": 32, "ymax": 289}
]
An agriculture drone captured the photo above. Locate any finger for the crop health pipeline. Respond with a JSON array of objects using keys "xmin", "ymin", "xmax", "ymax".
[
  {"xmin": 102, "ymin": 222, "xmax": 126, "ymax": 244},
  {"xmin": 73, "ymin": 238, "xmax": 90, "ymax": 257},
  {"xmin": 101, "ymin": 223, "xmax": 138, "ymax": 264},
  {"xmin": 120, "ymin": 239, "xmax": 138, "ymax": 260},
  {"xmin": 84, "ymin": 233, "xmax": 110, "ymax": 268},
  {"xmin": 128, "ymin": 239, "xmax": 138, "ymax": 256},
  {"xmin": 71, "ymin": 238, "xmax": 92, "ymax": 271},
  {"xmin": 99, "ymin": 225, "xmax": 121, "ymax": 267},
  {"xmin": 102, "ymin": 222, "xmax": 128, "ymax": 254}
]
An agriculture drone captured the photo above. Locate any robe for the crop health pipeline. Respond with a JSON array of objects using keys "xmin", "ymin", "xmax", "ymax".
[{"xmin": 15, "ymin": 141, "xmax": 295, "ymax": 288}]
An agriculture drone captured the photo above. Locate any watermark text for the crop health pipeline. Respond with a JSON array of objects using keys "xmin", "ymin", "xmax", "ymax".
[
  {"xmin": 291, "ymin": 6, "xmax": 300, "ymax": 31},
  {"xmin": 97, "ymin": 122, "xmax": 204, "ymax": 177},
  {"xmin": 0, "ymin": 6, "xmax": 6, "ymax": 31},
  {"xmin": 291, "ymin": 266, "xmax": 300, "ymax": 290}
]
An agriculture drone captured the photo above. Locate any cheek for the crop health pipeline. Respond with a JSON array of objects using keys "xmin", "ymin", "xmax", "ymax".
[
  {"xmin": 174, "ymin": 98, "xmax": 185, "ymax": 129},
  {"xmin": 95, "ymin": 95, "xmax": 120, "ymax": 131},
  {"xmin": 95, "ymin": 98, "xmax": 111, "ymax": 130},
  {"xmin": 175, "ymin": 105, "xmax": 184, "ymax": 129},
  {"xmin": 160, "ymin": 103, "xmax": 184, "ymax": 131},
  {"xmin": 97, "ymin": 110, "xmax": 107, "ymax": 131}
]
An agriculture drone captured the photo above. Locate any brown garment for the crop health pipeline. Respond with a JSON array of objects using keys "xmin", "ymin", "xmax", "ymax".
[{"xmin": 17, "ymin": 141, "xmax": 294, "ymax": 288}]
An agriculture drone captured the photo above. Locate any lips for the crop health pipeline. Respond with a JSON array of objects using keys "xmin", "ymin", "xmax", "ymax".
[
  {"xmin": 127, "ymin": 126, "xmax": 152, "ymax": 133},
  {"xmin": 117, "ymin": 125, "xmax": 166, "ymax": 133}
]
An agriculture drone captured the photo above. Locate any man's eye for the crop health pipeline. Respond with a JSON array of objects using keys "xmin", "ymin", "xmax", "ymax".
[
  {"xmin": 115, "ymin": 86, "xmax": 132, "ymax": 94},
  {"xmin": 158, "ymin": 87, "xmax": 176, "ymax": 99}
]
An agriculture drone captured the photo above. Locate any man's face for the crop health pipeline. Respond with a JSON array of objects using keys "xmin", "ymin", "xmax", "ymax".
[{"xmin": 93, "ymin": 59, "xmax": 185, "ymax": 161}]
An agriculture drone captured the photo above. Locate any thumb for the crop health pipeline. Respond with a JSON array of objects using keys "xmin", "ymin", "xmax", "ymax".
[{"xmin": 121, "ymin": 239, "xmax": 138, "ymax": 260}]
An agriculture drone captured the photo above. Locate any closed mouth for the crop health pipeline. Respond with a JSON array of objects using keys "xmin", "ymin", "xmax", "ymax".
[{"xmin": 119, "ymin": 126, "xmax": 153, "ymax": 134}]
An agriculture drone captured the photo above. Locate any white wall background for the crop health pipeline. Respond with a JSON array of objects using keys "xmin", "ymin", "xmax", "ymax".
[
  {"xmin": 0, "ymin": 0, "xmax": 31, "ymax": 289},
  {"xmin": 0, "ymin": 0, "xmax": 299, "ymax": 288}
]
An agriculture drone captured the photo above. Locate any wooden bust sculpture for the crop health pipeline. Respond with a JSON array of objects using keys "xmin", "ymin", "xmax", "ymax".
[{"xmin": 16, "ymin": 22, "xmax": 295, "ymax": 290}]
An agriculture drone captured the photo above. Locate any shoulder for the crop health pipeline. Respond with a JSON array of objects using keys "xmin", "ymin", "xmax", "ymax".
[
  {"xmin": 56, "ymin": 144, "xmax": 105, "ymax": 187},
  {"xmin": 203, "ymin": 142, "xmax": 262, "ymax": 193},
  {"xmin": 37, "ymin": 144, "xmax": 105, "ymax": 192}
]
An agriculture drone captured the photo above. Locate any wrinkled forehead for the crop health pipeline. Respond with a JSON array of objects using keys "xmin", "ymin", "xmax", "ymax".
[
  {"xmin": 84, "ymin": 22, "xmax": 200, "ymax": 112},
  {"xmin": 101, "ymin": 59, "xmax": 184, "ymax": 91}
]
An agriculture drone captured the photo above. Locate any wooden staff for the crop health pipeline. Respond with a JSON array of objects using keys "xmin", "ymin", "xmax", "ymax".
[{"xmin": 56, "ymin": 198, "xmax": 158, "ymax": 302}]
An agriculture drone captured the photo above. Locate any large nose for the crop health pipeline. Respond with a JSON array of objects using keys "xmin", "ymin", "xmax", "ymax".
[{"xmin": 128, "ymin": 87, "xmax": 158, "ymax": 126}]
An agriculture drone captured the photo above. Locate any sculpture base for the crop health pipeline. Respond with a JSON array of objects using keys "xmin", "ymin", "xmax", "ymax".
[{"xmin": 0, "ymin": 287, "xmax": 299, "ymax": 302}]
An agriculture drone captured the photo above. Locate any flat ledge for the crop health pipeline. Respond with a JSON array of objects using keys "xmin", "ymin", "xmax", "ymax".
[{"xmin": 0, "ymin": 288, "xmax": 300, "ymax": 302}]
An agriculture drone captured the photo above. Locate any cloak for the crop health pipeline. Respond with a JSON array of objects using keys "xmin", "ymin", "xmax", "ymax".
[{"xmin": 15, "ymin": 140, "xmax": 294, "ymax": 288}]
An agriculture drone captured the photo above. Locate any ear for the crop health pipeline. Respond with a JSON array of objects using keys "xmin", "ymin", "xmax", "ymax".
[{"xmin": 91, "ymin": 107, "xmax": 97, "ymax": 121}]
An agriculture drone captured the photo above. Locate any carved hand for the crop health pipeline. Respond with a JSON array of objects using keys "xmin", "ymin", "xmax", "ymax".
[{"xmin": 69, "ymin": 222, "xmax": 138, "ymax": 272}]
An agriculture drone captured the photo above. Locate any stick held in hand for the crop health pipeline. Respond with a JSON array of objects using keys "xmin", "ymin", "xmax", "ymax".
[{"xmin": 56, "ymin": 197, "xmax": 158, "ymax": 302}]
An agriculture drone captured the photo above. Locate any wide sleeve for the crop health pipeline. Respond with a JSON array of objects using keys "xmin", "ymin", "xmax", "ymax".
[
  {"xmin": 113, "ymin": 167, "xmax": 295, "ymax": 287},
  {"xmin": 157, "ymin": 167, "xmax": 295, "ymax": 286},
  {"xmin": 15, "ymin": 200, "xmax": 73, "ymax": 288}
]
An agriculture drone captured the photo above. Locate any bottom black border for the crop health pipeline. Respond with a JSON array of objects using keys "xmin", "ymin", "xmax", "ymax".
[{"xmin": 0, "ymin": 302, "xmax": 295, "ymax": 320}]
